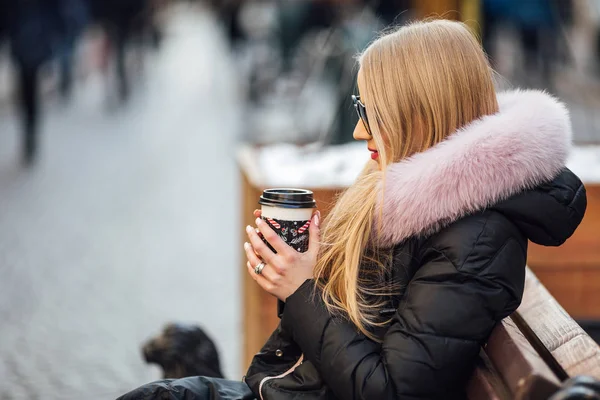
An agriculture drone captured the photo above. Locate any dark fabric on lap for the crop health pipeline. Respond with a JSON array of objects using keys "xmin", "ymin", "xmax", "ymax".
[{"xmin": 116, "ymin": 376, "xmax": 255, "ymax": 400}]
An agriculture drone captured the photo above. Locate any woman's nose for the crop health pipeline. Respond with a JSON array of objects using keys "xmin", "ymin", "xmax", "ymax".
[{"xmin": 353, "ymin": 120, "xmax": 370, "ymax": 141}]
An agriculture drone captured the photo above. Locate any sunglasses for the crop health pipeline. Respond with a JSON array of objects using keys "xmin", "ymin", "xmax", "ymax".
[{"xmin": 351, "ymin": 95, "xmax": 372, "ymax": 136}]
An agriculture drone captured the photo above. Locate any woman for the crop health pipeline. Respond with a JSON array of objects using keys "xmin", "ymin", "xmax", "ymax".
[{"xmin": 119, "ymin": 19, "xmax": 586, "ymax": 400}]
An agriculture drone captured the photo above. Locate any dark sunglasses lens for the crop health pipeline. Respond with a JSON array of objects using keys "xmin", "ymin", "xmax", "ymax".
[
  {"xmin": 358, "ymin": 104, "xmax": 370, "ymax": 132},
  {"xmin": 358, "ymin": 105, "xmax": 368, "ymax": 124},
  {"xmin": 352, "ymin": 96, "xmax": 371, "ymax": 134},
  {"xmin": 354, "ymin": 105, "xmax": 362, "ymax": 121}
]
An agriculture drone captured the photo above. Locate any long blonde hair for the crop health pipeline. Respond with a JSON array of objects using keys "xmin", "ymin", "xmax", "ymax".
[{"xmin": 313, "ymin": 20, "xmax": 499, "ymax": 340}]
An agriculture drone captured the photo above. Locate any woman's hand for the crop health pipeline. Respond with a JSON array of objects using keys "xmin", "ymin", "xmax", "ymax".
[{"xmin": 244, "ymin": 209, "xmax": 321, "ymax": 302}]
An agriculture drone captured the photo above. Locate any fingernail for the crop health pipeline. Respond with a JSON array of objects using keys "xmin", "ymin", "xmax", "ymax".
[
  {"xmin": 255, "ymin": 218, "xmax": 262, "ymax": 225},
  {"xmin": 244, "ymin": 242, "xmax": 249, "ymax": 250},
  {"xmin": 314, "ymin": 211, "xmax": 321, "ymax": 228},
  {"xmin": 246, "ymin": 226, "xmax": 252, "ymax": 233}
]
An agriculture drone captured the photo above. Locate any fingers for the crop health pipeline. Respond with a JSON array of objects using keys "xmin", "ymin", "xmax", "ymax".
[
  {"xmin": 246, "ymin": 224, "xmax": 277, "ymax": 264},
  {"xmin": 253, "ymin": 209, "xmax": 262, "ymax": 218},
  {"xmin": 246, "ymin": 259, "xmax": 280, "ymax": 292},
  {"xmin": 244, "ymin": 242, "xmax": 262, "ymax": 267},
  {"xmin": 254, "ymin": 218, "xmax": 290, "ymax": 255},
  {"xmin": 246, "ymin": 261, "xmax": 275, "ymax": 293}
]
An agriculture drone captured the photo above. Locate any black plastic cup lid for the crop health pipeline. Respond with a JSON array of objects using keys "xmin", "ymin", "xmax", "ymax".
[{"xmin": 259, "ymin": 188, "xmax": 316, "ymax": 209}]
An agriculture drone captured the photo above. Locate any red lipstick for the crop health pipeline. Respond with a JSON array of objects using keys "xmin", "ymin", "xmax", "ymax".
[{"xmin": 368, "ymin": 148, "xmax": 379, "ymax": 160}]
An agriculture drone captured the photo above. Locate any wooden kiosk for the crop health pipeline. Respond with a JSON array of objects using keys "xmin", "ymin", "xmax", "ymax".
[{"xmin": 238, "ymin": 145, "xmax": 346, "ymax": 368}]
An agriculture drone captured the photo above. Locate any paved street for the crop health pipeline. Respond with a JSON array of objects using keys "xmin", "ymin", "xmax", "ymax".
[{"xmin": 0, "ymin": 4, "xmax": 243, "ymax": 399}]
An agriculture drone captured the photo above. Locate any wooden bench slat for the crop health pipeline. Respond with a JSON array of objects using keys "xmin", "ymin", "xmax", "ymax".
[
  {"xmin": 485, "ymin": 317, "xmax": 561, "ymax": 399},
  {"xmin": 467, "ymin": 351, "xmax": 511, "ymax": 400},
  {"xmin": 518, "ymin": 268, "xmax": 600, "ymax": 378},
  {"xmin": 550, "ymin": 334, "xmax": 600, "ymax": 377}
]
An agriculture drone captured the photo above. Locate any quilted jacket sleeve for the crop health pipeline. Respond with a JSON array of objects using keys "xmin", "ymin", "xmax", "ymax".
[{"xmin": 281, "ymin": 226, "xmax": 527, "ymax": 400}]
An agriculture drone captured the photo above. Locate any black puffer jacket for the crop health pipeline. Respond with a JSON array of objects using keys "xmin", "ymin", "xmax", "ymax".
[
  {"xmin": 245, "ymin": 90, "xmax": 586, "ymax": 400},
  {"xmin": 117, "ymin": 90, "xmax": 586, "ymax": 400}
]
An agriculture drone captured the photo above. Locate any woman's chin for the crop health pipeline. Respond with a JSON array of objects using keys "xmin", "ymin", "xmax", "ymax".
[{"xmin": 369, "ymin": 159, "xmax": 383, "ymax": 171}]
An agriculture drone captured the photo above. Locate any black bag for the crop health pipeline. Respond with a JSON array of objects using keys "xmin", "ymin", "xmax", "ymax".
[{"xmin": 116, "ymin": 376, "xmax": 255, "ymax": 400}]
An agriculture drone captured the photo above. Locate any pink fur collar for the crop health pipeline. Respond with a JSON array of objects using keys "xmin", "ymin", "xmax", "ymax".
[{"xmin": 376, "ymin": 90, "xmax": 572, "ymax": 248}]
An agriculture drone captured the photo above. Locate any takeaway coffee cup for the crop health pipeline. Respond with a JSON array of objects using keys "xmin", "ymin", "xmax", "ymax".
[{"xmin": 259, "ymin": 188, "xmax": 316, "ymax": 253}]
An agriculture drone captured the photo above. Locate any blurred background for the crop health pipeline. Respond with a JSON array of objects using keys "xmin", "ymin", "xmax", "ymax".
[{"xmin": 0, "ymin": 0, "xmax": 599, "ymax": 398}]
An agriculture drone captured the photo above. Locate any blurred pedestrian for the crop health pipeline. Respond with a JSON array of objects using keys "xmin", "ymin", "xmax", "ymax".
[
  {"xmin": 278, "ymin": 0, "xmax": 337, "ymax": 73},
  {"xmin": 56, "ymin": 0, "xmax": 90, "ymax": 99},
  {"xmin": 482, "ymin": 0, "xmax": 565, "ymax": 90},
  {"xmin": 481, "ymin": 0, "xmax": 512, "ymax": 64},
  {"xmin": 89, "ymin": 0, "xmax": 152, "ymax": 101},
  {"xmin": 512, "ymin": 0, "xmax": 558, "ymax": 88},
  {"xmin": 372, "ymin": 0, "xmax": 412, "ymax": 26},
  {"xmin": 591, "ymin": 0, "xmax": 600, "ymax": 76},
  {"xmin": 7, "ymin": 0, "xmax": 59, "ymax": 164},
  {"xmin": 209, "ymin": 0, "xmax": 245, "ymax": 48},
  {"xmin": 6, "ymin": 0, "xmax": 89, "ymax": 164},
  {"xmin": 0, "ymin": 0, "xmax": 8, "ymax": 43}
]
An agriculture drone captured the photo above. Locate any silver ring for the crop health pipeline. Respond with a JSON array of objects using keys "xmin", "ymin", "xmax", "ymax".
[{"xmin": 254, "ymin": 262, "xmax": 266, "ymax": 275}]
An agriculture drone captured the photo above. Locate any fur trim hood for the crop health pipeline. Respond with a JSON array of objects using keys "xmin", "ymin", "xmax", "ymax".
[{"xmin": 376, "ymin": 89, "xmax": 573, "ymax": 248}]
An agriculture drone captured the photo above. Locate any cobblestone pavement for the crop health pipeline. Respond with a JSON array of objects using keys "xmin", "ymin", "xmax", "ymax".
[{"xmin": 0, "ymin": 5, "xmax": 243, "ymax": 399}]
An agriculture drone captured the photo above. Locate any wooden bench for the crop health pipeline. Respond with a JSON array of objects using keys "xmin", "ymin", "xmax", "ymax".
[{"xmin": 467, "ymin": 268, "xmax": 600, "ymax": 399}]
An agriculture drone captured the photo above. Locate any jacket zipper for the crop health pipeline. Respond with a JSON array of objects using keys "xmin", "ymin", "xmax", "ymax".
[{"xmin": 258, "ymin": 354, "xmax": 304, "ymax": 400}]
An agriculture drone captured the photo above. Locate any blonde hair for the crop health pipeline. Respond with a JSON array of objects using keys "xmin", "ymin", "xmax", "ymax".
[{"xmin": 313, "ymin": 20, "xmax": 499, "ymax": 340}]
